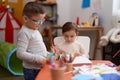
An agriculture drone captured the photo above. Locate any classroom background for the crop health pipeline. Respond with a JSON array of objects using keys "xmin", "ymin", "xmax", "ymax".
[{"xmin": 0, "ymin": 0, "xmax": 120, "ymax": 80}]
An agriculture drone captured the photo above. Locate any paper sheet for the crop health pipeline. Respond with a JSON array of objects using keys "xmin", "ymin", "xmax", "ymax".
[
  {"xmin": 74, "ymin": 64, "xmax": 119, "ymax": 76},
  {"xmin": 72, "ymin": 56, "xmax": 92, "ymax": 65}
]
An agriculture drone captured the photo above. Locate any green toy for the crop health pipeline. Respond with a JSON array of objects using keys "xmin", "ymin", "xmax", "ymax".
[{"xmin": 0, "ymin": 42, "xmax": 23, "ymax": 76}]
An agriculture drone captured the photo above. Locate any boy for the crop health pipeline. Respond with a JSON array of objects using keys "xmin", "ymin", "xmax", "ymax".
[{"xmin": 16, "ymin": 2, "xmax": 48, "ymax": 80}]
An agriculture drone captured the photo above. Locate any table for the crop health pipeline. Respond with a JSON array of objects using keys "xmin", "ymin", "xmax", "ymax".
[
  {"xmin": 48, "ymin": 26, "xmax": 104, "ymax": 59},
  {"xmin": 35, "ymin": 60, "xmax": 112, "ymax": 80}
]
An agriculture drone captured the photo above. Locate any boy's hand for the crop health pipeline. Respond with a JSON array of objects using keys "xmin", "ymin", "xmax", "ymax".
[
  {"xmin": 46, "ymin": 57, "xmax": 50, "ymax": 63},
  {"xmin": 41, "ymin": 59, "xmax": 47, "ymax": 67},
  {"xmin": 46, "ymin": 54, "xmax": 57, "ymax": 64},
  {"xmin": 50, "ymin": 45, "xmax": 60, "ymax": 55}
]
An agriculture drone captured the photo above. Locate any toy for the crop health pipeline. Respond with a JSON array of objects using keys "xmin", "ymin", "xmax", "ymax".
[
  {"xmin": 89, "ymin": 12, "xmax": 99, "ymax": 27},
  {"xmin": 99, "ymin": 15, "xmax": 120, "ymax": 46}
]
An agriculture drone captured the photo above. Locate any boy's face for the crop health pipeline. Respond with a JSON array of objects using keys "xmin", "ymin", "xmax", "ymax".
[
  {"xmin": 23, "ymin": 14, "xmax": 45, "ymax": 30},
  {"xmin": 63, "ymin": 30, "xmax": 77, "ymax": 43}
]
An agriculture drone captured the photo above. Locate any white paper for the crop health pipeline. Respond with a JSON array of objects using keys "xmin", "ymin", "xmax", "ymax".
[
  {"xmin": 72, "ymin": 56, "xmax": 92, "ymax": 65},
  {"xmin": 74, "ymin": 64, "xmax": 119, "ymax": 76}
]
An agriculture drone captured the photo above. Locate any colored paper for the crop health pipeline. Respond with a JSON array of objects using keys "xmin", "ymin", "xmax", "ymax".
[{"xmin": 72, "ymin": 74, "xmax": 103, "ymax": 80}]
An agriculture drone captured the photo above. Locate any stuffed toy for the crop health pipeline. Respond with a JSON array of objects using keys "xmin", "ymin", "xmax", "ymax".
[
  {"xmin": 99, "ymin": 26, "xmax": 120, "ymax": 46},
  {"xmin": 99, "ymin": 15, "xmax": 120, "ymax": 46}
]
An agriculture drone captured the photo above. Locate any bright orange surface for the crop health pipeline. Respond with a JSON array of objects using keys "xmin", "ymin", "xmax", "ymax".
[{"xmin": 35, "ymin": 60, "xmax": 112, "ymax": 80}]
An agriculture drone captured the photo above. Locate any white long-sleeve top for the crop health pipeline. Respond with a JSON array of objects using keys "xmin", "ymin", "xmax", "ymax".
[
  {"xmin": 56, "ymin": 40, "xmax": 87, "ymax": 57},
  {"xmin": 17, "ymin": 25, "xmax": 48, "ymax": 69}
]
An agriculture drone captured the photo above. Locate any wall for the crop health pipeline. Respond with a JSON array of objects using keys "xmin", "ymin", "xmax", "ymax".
[
  {"xmin": 56, "ymin": 0, "xmax": 71, "ymax": 25},
  {"xmin": 98, "ymin": 0, "xmax": 113, "ymax": 34},
  {"xmin": 57, "ymin": 0, "xmax": 113, "ymax": 34},
  {"xmin": 112, "ymin": 0, "xmax": 120, "ymax": 27}
]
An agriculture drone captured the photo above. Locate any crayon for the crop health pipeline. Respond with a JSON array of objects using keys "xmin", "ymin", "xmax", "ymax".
[
  {"xmin": 68, "ymin": 54, "xmax": 72, "ymax": 63},
  {"xmin": 72, "ymin": 68, "xmax": 80, "ymax": 75},
  {"xmin": 95, "ymin": 70, "xmax": 107, "ymax": 74},
  {"xmin": 50, "ymin": 56, "xmax": 56, "ymax": 68},
  {"xmin": 89, "ymin": 64, "xmax": 92, "ymax": 71}
]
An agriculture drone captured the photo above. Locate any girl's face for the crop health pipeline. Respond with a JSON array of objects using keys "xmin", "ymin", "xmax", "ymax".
[
  {"xmin": 23, "ymin": 14, "xmax": 45, "ymax": 30},
  {"xmin": 63, "ymin": 30, "xmax": 77, "ymax": 43}
]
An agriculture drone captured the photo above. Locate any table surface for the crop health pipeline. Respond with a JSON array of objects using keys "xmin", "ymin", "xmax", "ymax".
[{"xmin": 35, "ymin": 60, "xmax": 113, "ymax": 80}]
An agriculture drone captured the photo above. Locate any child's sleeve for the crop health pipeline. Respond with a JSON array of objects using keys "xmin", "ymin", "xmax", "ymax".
[
  {"xmin": 79, "ymin": 43, "xmax": 89, "ymax": 58},
  {"xmin": 16, "ymin": 32, "xmax": 47, "ymax": 64}
]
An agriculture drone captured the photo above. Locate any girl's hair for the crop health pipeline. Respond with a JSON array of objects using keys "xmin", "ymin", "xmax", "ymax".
[
  {"xmin": 23, "ymin": 2, "xmax": 45, "ymax": 17},
  {"xmin": 62, "ymin": 22, "xmax": 78, "ymax": 34}
]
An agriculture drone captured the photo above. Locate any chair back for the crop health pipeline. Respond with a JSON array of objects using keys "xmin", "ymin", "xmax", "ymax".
[{"xmin": 54, "ymin": 36, "xmax": 90, "ymax": 58}]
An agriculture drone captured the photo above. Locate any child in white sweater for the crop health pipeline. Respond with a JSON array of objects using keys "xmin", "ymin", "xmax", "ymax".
[
  {"xmin": 16, "ymin": 2, "xmax": 48, "ymax": 80},
  {"xmin": 56, "ymin": 22, "xmax": 86, "ymax": 62}
]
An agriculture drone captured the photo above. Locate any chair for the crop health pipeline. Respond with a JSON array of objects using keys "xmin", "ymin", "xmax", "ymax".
[{"xmin": 54, "ymin": 36, "xmax": 90, "ymax": 58}]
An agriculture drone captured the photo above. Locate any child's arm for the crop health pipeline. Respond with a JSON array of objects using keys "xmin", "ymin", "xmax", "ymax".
[
  {"xmin": 72, "ymin": 47, "xmax": 85, "ymax": 61},
  {"xmin": 79, "ymin": 43, "xmax": 86, "ymax": 56},
  {"xmin": 50, "ymin": 45, "xmax": 60, "ymax": 55},
  {"xmin": 73, "ymin": 50, "xmax": 84, "ymax": 58},
  {"xmin": 40, "ymin": 59, "xmax": 47, "ymax": 67},
  {"xmin": 17, "ymin": 33, "xmax": 48, "ymax": 65}
]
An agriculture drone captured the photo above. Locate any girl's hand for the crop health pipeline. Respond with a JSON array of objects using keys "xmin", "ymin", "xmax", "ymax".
[
  {"xmin": 72, "ymin": 52, "xmax": 82, "ymax": 61},
  {"xmin": 74, "ymin": 53, "xmax": 80, "ymax": 57},
  {"xmin": 73, "ymin": 53, "xmax": 78, "ymax": 60}
]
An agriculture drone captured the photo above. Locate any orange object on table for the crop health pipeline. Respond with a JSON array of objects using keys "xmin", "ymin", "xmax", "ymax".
[{"xmin": 35, "ymin": 60, "xmax": 113, "ymax": 80}]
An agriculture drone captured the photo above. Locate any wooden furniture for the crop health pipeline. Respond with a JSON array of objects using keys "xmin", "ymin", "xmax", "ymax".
[
  {"xmin": 37, "ymin": 1, "xmax": 57, "ymax": 24},
  {"xmin": 35, "ymin": 60, "xmax": 112, "ymax": 80},
  {"xmin": 48, "ymin": 26, "xmax": 104, "ymax": 59}
]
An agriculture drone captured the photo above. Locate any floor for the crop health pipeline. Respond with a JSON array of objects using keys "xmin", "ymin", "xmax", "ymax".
[{"xmin": 0, "ymin": 65, "xmax": 24, "ymax": 80}]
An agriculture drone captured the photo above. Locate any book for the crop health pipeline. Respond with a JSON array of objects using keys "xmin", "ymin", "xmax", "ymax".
[{"xmin": 72, "ymin": 56, "xmax": 92, "ymax": 66}]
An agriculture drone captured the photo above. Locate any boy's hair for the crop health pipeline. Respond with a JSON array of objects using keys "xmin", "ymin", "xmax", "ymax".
[
  {"xmin": 62, "ymin": 22, "xmax": 78, "ymax": 34},
  {"xmin": 23, "ymin": 2, "xmax": 44, "ymax": 17}
]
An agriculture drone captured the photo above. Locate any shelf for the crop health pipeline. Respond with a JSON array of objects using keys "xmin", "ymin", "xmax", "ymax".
[
  {"xmin": 37, "ymin": 1, "xmax": 56, "ymax": 6},
  {"xmin": 37, "ymin": 1, "xmax": 57, "ymax": 24}
]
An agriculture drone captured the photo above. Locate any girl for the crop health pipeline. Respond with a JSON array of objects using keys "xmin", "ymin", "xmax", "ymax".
[{"xmin": 56, "ymin": 22, "xmax": 87, "ymax": 62}]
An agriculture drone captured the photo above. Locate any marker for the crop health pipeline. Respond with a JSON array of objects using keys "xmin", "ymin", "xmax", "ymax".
[
  {"xmin": 50, "ymin": 56, "xmax": 56, "ymax": 68},
  {"xmin": 59, "ymin": 55, "xmax": 66, "ymax": 67},
  {"xmin": 105, "ymin": 63, "xmax": 116, "ymax": 67},
  {"xmin": 89, "ymin": 64, "xmax": 92, "ymax": 71},
  {"xmin": 68, "ymin": 54, "xmax": 72, "ymax": 63},
  {"xmin": 64, "ymin": 71, "xmax": 73, "ymax": 75},
  {"xmin": 95, "ymin": 70, "xmax": 107, "ymax": 74},
  {"xmin": 112, "ymin": 50, "xmax": 120, "ymax": 58},
  {"xmin": 72, "ymin": 68, "xmax": 80, "ymax": 75}
]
